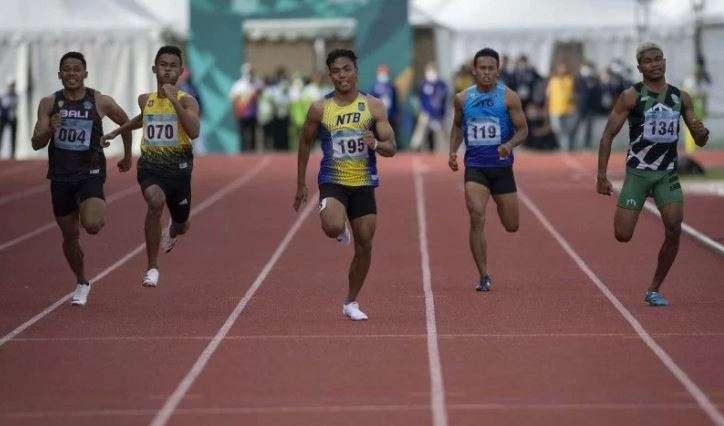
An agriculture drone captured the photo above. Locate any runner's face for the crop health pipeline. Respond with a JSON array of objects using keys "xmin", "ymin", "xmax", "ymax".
[
  {"xmin": 58, "ymin": 58, "xmax": 87, "ymax": 90},
  {"xmin": 473, "ymin": 56, "xmax": 499, "ymax": 87},
  {"xmin": 154, "ymin": 53, "xmax": 183, "ymax": 85},
  {"xmin": 328, "ymin": 57, "xmax": 357, "ymax": 94},
  {"xmin": 637, "ymin": 49, "xmax": 666, "ymax": 81}
]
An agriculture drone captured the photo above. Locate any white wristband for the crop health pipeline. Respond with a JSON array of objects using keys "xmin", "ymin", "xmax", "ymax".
[{"xmin": 372, "ymin": 140, "xmax": 378, "ymax": 151}]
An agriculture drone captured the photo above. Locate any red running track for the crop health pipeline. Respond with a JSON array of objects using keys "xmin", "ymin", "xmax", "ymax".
[{"xmin": 0, "ymin": 151, "xmax": 722, "ymax": 426}]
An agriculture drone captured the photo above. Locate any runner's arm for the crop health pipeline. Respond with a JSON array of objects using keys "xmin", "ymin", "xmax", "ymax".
[
  {"xmin": 31, "ymin": 96, "xmax": 57, "ymax": 150},
  {"xmin": 97, "ymin": 94, "xmax": 132, "ymax": 157},
  {"xmin": 368, "ymin": 96, "xmax": 396, "ymax": 157},
  {"xmin": 448, "ymin": 93, "xmax": 464, "ymax": 171},
  {"xmin": 293, "ymin": 101, "xmax": 322, "ymax": 211},
  {"xmin": 680, "ymin": 90, "xmax": 709, "ymax": 147},
  {"xmin": 597, "ymin": 88, "xmax": 635, "ymax": 194},
  {"xmin": 173, "ymin": 95, "xmax": 201, "ymax": 139},
  {"xmin": 502, "ymin": 88, "xmax": 529, "ymax": 152}
]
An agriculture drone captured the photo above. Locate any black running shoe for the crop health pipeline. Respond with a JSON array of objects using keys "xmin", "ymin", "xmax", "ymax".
[{"xmin": 475, "ymin": 275, "xmax": 492, "ymax": 292}]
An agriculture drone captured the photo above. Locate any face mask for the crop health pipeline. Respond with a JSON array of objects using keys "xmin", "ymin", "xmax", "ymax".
[
  {"xmin": 377, "ymin": 73, "xmax": 389, "ymax": 83},
  {"xmin": 425, "ymin": 70, "xmax": 438, "ymax": 81},
  {"xmin": 580, "ymin": 66, "xmax": 591, "ymax": 77}
]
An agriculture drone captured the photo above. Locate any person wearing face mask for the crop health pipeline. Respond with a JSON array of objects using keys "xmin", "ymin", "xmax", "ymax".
[
  {"xmin": 370, "ymin": 64, "xmax": 399, "ymax": 139},
  {"xmin": 573, "ymin": 61, "xmax": 602, "ymax": 150},
  {"xmin": 410, "ymin": 62, "xmax": 448, "ymax": 152}
]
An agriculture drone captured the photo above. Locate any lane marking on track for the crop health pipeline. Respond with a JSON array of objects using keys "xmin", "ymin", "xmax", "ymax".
[
  {"xmin": 519, "ymin": 188, "xmax": 724, "ymax": 426},
  {"xmin": 149, "ymin": 191, "xmax": 319, "ymax": 426},
  {"xmin": 413, "ymin": 158, "xmax": 449, "ymax": 426},
  {"xmin": 0, "ymin": 158, "xmax": 272, "ymax": 348},
  {"xmin": 0, "ymin": 183, "xmax": 47, "ymax": 206},
  {"xmin": 564, "ymin": 154, "xmax": 724, "ymax": 256},
  {"xmin": 3, "ymin": 402, "xmax": 720, "ymax": 419},
  {"xmin": 0, "ymin": 184, "xmax": 138, "ymax": 252},
  {"xmin": 11, "ymin": 331, "xmax": 724, "ymax": 343}
]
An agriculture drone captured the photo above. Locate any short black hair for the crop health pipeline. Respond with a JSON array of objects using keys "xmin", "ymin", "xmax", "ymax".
[
  {"xmin": 59, "ymin": 52, "xmax": 86, "ymax": 70},
  {"xmin": 326, "ymin": 49, "xmax": 357, "ymax": 69},
  {"xmin": 473, "ymin": 48, "xmax": 500, "ymax": 67},
  {"xmin": 155, "ymin": 45, "xmax": 183, "ymax": 66}
]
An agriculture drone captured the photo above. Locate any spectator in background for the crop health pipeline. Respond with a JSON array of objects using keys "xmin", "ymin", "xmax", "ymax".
[
  {"xmin": 546, "ymin": 61, "xmax": 576, "ymax": 151},
  {"xmin": 512, "ymin": 55, "xmax": 542, "ymax": 110},
  {"xmin": 573, "ymin": 61, "xmax": 602, "ymax": 149},
  {"xmin": 288, "ymin": 73, "xmax": 307, "ymax": 148},
  {"xmin": 599, "ymin": 65, "xmax": 628, "ymax": 115},
  {"xmin": 262, "ymin": 67, "xmax": 291, "ymax": 151},
  {"xmin": 453, "ymin": 64, "xmax": 474, "ymax": 93},
  {"xmin": 0, "ymin": 81, "xmax": 18, "ymax": 158},
  {"xmin": 410, "ymin": 62, "xmax": 448, "ymax": 152},
  {"xmin": 524, "ymin": 103, "xmax": 558, "ymax": 151},
  {"xmin": 370, "ymin": 64, "xmax": 399, "ymax": 137},
  {"xmin": 229, "ymin": 63, "xmax": 260, "ymax": 152},
  {"xmin": 499, "ymin": 54, "xmax": 516, "ymax": 88}
]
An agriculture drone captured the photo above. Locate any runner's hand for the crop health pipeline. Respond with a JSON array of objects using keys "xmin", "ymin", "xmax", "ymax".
[
  {"xmin": 361, "ymin": 130, "xmax": 376, "ymax": 150},
  {"xmin": 498, "ymin": 142, "xmax": 513, "ymax": 158},
  {"xmin": 100, "ymin": 131, "xmax": 117, "ymax": 148},
  {"xmin": 161, "ymin": 83, "xmax": 177, "ymax": 99},
  {"xmin": 293, "ymin": 184, "xmax": 308, "ymax": 211},
  {"xmin": 448, "ymin": 153, "xmax": 459, "ymax": 171},
  {"xmin": 117, "ymin": 155, "xmax": 131, "ymax": 173},
  {"xmin": 596, "ymin": 175, "xmax": 613, "ymax": 196},
  {"xmin": 690, "ymin": 119, "xmax": 710, "ymax": 144}
]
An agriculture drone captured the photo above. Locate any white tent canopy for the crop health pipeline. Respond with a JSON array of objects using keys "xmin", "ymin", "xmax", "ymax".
[
  {"xmin": 411, "ymin": 0, "xmax": 724, "ymax": 114},
  {"xmin": 0, "ymin": 0, "xmax": 164, "ymax": 159}
]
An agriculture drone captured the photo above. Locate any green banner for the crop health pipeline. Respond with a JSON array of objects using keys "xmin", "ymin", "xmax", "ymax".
[{"xmin": 189, "ymin": 0, "xmax": 411, "ymax": 153}]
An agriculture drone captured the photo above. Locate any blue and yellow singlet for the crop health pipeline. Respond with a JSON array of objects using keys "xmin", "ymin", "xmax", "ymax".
[{"xmin": 317, "ymin": 92, "xmax": 379, "ymax": 187}]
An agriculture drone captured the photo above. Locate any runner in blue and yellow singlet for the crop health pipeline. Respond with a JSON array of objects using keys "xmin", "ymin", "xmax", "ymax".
[
  {"xmin": 597, "ymin": 42, "xmax": 709, "ymax": 306},
  {"xmin": 294, "ymin": 49, "xmax": 396, "ymax": 321},
  {"xmin": 31, "ymin": 51, "xmax": 133, "ymax": 306},
  {"xmin": 103, "ymin": 46, "xmax": 200, "ymax": 288},
  {"xmin": 448, "ymin": 48, "xmax": 528, "ymax": 293}
]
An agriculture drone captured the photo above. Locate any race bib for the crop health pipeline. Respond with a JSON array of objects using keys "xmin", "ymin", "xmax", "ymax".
[
  {"xmin": 644, "ymin": 108, "xmax": 678, "ymax": 144},
  {"xmin": 54, "ymin": 118, "xmax": 92, "ymax": 151},
  {"xmin": 144, "ymin": 114, "xmax": 179, "ymax": 147},
  {"xmin": 332, "ymin": 130, "xmax": 368, "ymax": 159},
  {"xmin": 466, "ymin": 117, "xmax": 501, "ymax": 146}
]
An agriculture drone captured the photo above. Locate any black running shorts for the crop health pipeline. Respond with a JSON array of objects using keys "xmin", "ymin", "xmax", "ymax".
[
  {"xmin": 319, "ymin": 183, "xmax": 377, "ymax": 220},
  {"xmin": 137, "ymin": 168, "xmax": 192, "ymax": 223},
  {"xmin": 464, "ymin": 166, "xmax": 517, "ymax": 195},
  {"xmin": 50, "ymin": 177, "xmax": 105, "ymax": 218}
]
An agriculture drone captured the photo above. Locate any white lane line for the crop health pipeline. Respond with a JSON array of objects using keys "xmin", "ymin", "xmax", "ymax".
[
  {"xmin": 0, "ymin": 158, "xmax": 271, "ymax": 348},
  {"xmin": 0, "ymin": 183, "xmax": 47, "ymax": 206},
  {"xmin": 4, "ymin": 402, "xmax": 717, "ymax": 419},
  {"xmin": 149, "ymin": 191, "xmax": 319, "ymax": 426},
  {"xmin": 11, "ymin": 331, "xmax": 724, "ymax": 343},
  {"xmin": 413, "ymin": 158, "xmax": 449, "ymax": 426},
  {"xmin": 563, "ymin": 154, "xmax": 724, "ymax": 257},
  {"xmin": 519, "ymin": 188, "xmax": 724, "ymax": 426},
  {"xmin": 0, "ymin": 184, "xmax": 138, "ymax": 252},
  {"xmin": 611, "ymin": 181, "xmax": 724, "ymax": 256}
]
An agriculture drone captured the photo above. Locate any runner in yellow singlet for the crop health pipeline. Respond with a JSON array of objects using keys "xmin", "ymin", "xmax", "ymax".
[{"xmin": 102, "ymin": 46, "xmax": 200, "ymax": 288}]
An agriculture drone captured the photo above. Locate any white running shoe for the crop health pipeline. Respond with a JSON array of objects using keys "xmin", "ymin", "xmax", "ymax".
[
  {"xmin": 70, "ymin": 283, "xmax": 91, "ymax": 306},
  {"xmin": 161, "ymin": 222, "xmax": 178, "ymax": 253},
  {"xmin": 342, "ymin": 301, "xmax": 368, "ymax": 321},
  {"xmin": 142, "ymin": 268, "xmax": 160, "ymax": 287},
  {"xmin": 336, "ymin": 223, "xmax": 351, "ymax": 246}
]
